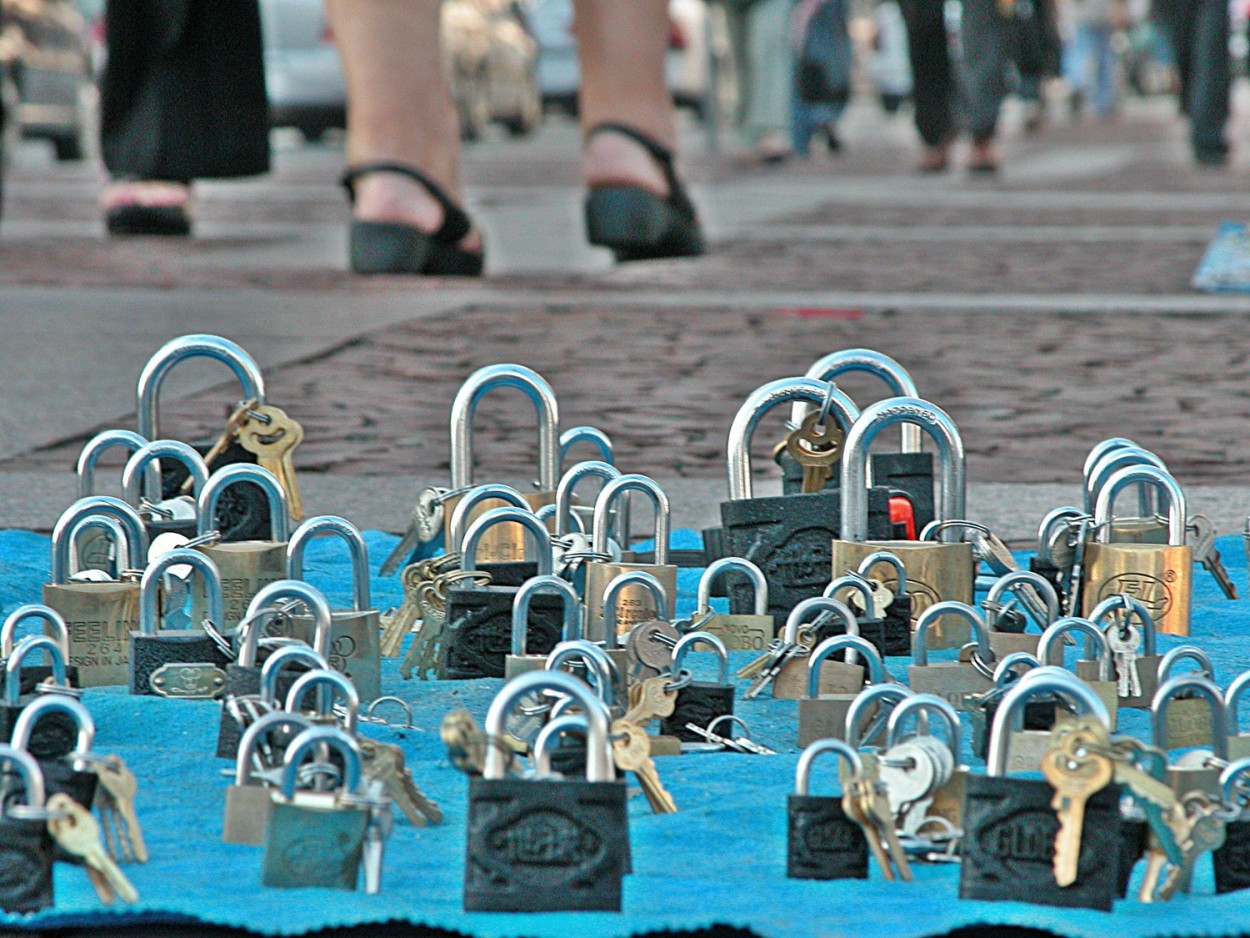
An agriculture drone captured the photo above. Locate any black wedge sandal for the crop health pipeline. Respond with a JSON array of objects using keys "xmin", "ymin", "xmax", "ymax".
[
  {"xmin": 583, "ymin": 123, "xmax": 705, "ymax": 262},
  {"xmin": 341, "ymin": 162, "xmax": 484, "ymax": 276}
]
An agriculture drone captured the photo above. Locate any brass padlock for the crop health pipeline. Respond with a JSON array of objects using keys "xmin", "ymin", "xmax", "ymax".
[
  {"xmin": 833, "ymin": 397, "xmax": 974, "ymax": 646},
  {"xmin": 447, "ymin": 483, "xmax": 541, "ymax": 586},
  {"xmin": 583, "ymin": 474, "xmax": 676, "ymax": 643},
  {"xmin": 906, "ymin": 601, "xmax": 994, "ymax": 713},
  {"xmin": 222, "ymin": 710, "xmax": 314, "ymax": 845},
  {"xmin": 1000, "ymin": 666, "xmax": 1109, "ymax": 774},
  {"xmin": 1088, "ymin": 592, "xmax": 1160, "ymax": 709},
  {"xmin": 1152, "ymin": 673, "xmax": 1227, "ymax": 799},
  {"xmin": 844, "ymin": 684, "xmax": 918, "ymax": 749},
  {"xmin": 797, "ymin": 634, "xmax": 887, "ymax": 747},
  {"xmin": 1154, "ymin": 646, "xmax": 1219, "ymax": 750},
  {"xmin": 442, "ymin": 364, "xmax": 560, "ymax": 562},
  {"xmin": 193, "ymin": 464, "xmax": 290, "ymax": 632},
  {"xmin": 772, "ymin": 597, "xmax": 863, "ymax": 700},
  {"xmin": 43, "ymin": 497, "xmax": 147, "ymax": 688},
  {"xmin": 1082, "ymin": 465, "xmax": 1192, "ymax": 636},
  {"xmin": 507, "ymin": 576, "xmax": 583, "ymax": 680},
  {"xmin": 1084, "ymin": 444, "xmax": 1170, "ymax": 540},
  {"xmin": 886, "ymin": 693, "xmax": 966, "ymax": 827},
  {"xmin": 982, "ymin": 570, "xmax": 1059, "ymax": 659},
  {"xmin": 73, "ymin": 429, "xmax": 148, "ymax": 573},
  {"xmin": 1226, "ymin": 670, "xmax": 1250, "ymax": 760},
  {"xmin": 121, "ymin": 439, "xmax": 208, "ymax": 541},
  {"xmin": 285, "ymin": 516, "xmax": 381, "ymax": 701},
  {"xmin": 603, "ymin": 569, "xmax": 669, "ymax": 695},
  {"xmin": 1037, "ymin": 617, "xmax": 1118, "ymax": 730},
  {"xmin": 692, "ymin": 558, "xmax": 773, "ymax": 653}
]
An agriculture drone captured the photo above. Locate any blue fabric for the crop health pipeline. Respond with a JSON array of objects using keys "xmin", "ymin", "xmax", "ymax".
[
  {"xmin": 1193, "ymin": 221, "xmax": 1250, "ymax": 292},
  {"xmin": 1, "ymin": 528, "xmax": 1249, "ymax": 936}
]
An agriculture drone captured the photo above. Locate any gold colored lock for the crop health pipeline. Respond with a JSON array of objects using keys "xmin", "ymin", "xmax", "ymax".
[
  {"xmin": 1088, "ymin": 592, "xmax": 1161, "ymax": 709},
  {"xmin": 994, "ymin": 669, "xmax": 1108, "ymax": 775},
  {"xmin": 1154, "ymin": 646, "xmax": 1219, "ymax": 749},
  {"xmin": 695, "ymin": 558, "xmax": 774, "ymax": 652},
  {"xmin": 906, "ymin": 602, "xmax": 995, "ymax": 713},
  {"xmin": 797, "ymin": 634, "xmax": 886, "ymax": 747},
  {"xmin": 445, "ymin": 483, "xmax": 549, "ymax": 566},
  {"xmin": 602, "ymin": 569, "xmax": 669, "ymax": 698},
  {"xmin": 772, "ymin": 597, "xmax": 864, "ymax": 700},
  {"xmin": 1038, "ymin": 617, "xmax": 1118, "ymax": 730},
  {"xmin": 1151, "ymin": 673, "xmax": 1227, "ymax": 799},
  {"xmin": 982, "ymin": 570, "xmax": 1059, "ymax": 659}
]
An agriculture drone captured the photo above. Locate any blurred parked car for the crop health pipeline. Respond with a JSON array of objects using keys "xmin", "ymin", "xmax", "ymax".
[{"xmin": 261, "ymin": 0, "xmax": 542, "ymax": 141}]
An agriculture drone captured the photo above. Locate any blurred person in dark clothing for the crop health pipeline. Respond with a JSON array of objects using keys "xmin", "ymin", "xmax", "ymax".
[
  {"xmin": 1153, "ymin": 0, "xmax": 1229, "ymax": 165},
  {"xmin": 791, "ymin": 0, "xmax": 852, "ymax": 156}
]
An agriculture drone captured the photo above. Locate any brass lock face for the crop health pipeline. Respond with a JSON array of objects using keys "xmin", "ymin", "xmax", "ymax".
[
  {"xmin": 583, "ymin": 562, "xmax": 677, "ymax": 644},
  {"xmin": 42, "ymin": 582, "xmax": 140, "ymax": 688},
  {"xmin": 1081, "ymin": 543, "xmax": 1193, "ymax": 637},
  {"xmin": 194, "ymin": 542, "xmax": 286, "ymax": 631},
  {"xmin": 443, "ymin": 491, "xmax": 555, "ymax": 564}
]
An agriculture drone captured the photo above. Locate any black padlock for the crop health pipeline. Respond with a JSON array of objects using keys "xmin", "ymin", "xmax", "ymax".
[
  {"xmin": 122, "ymin": 439, "xmax": 208, "ymax": 541},
  {"xmin": 447, "ymin": 484, "xmax": 542, "ymax": 588},
  {"xmin": 465, "ymin": 671, "xmax": 628, "ymax": 912},
  {"xmin": 440, "ymin": 508, "xmax": 565, "ymax": 680},
  {"xmin": 0, "ymin": 636, "xmax": 77, "ymax": 752},
  {"xmin": 10, "ymin": 695, "xmax": 99, "ymax": 812},
  {"xmin": 1212, "ymin": 758, "xmax": 1250, "ymax": 893},
  {"xmin": 969, "ymin": 652, "xmax": 1056, "ymax": 761},
  {"xmin": 0, "ymin": 606, "xmax": 80, "ymax": 694},
  {"xmin": 983, "ymin": 570, "xmax": 1060, "ymax": 661},
  {"xmin": 661, "ymin": 632, "xmax": 733, "ymax": 742},
  {"xmin": 960, "ymin": 672, "xmax": 1122, "ymax": 911},
  {"xmin": 0, "ymin": 746, "xmax": 56, "ymax": 912},
  {"xmin": 824, "ymin": 573, "xmax": 889, "ymax": 658},
  {"xmin": 848, "ymin": 552, "xmax": 912, "ymax": 656},
  {"xmin": 787, "ymin": 737, "xmax": 869, "ymax": 880}
]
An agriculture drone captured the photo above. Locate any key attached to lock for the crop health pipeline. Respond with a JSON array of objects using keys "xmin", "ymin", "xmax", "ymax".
[
  {"xmin": 1041, "ymin": 722, "xmax": 1115, "ymax": 888},
  {"xmin": 782, "ymin": 411, "xmax": 845, "ymax": 494},
  {"xmin": 237, "ymin": 405, "xmax": 305, "ymax": 521},
  {"xmin": 1189, "ymin": 513, "xmax": 1238, "ymax": 600}
]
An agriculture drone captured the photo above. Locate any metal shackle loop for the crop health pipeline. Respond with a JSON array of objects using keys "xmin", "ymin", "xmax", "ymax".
[
  {"xmin": 988, "ymin": 672, "xmax": 1109, "ymax": 776},
  {"xmin": 236, "ymin": 711, "xmax": 314, "ymax": 785},
  {"xmin": 783, "ymin": 596, "xmax": 859, "ymax": 646},
  {"xmin": 807, "ymin": 634, "xmax": 885, "ymax": 698},
  {"xmin": 795, "ymin": 738, "xmax": 863, "ymax": 797},
  {"xmin": 993, "ymin": 652, "xmax": 1042, "ymax": 686},
  {"xmin": 449, "ymin": 484, "xmax": 532, "ymax": 550},
  {"xmin": 244, "ymin": 580, "xmax": 334, "ymax": 662},
  {"xmin": 1094, "ymin": 465, "xmax": 1186, "ymax": 545},
  {"xmin": 139, "ymin": 548, "xmax": 224, "ymax": 635},
  {"xmin": 886, "ymin": 692, "xmax": 962, "ymax": 756},
  {"xmin": 855, "ymin": 551, "xmax": 908, "ymax": 597},
  {"xmin": 1226, "ymin": 670, "xmax": 1250, "ymax": 735},
  {"xmin": 1157, "ymin": 645, "xmax": 1215, "ymax": 684},
  {"xmin": 840, "ymin": 397, "xmax": 965, "ymax": 543},
  {"xmin": 196, "ymin": 464, "xmax": 289, "ymax": 541},
  {"xmin": 726, "ymin": 376, "xmax": 859, "ymax": 502},
  {"xmin": 602, "ymin": 571, "xmax": 670, "ymax": 647},
  {"xmin": 1, "ymin": 605, "xmax": 70, "ymax": 660},
  {"xmin": 671, "ymin": 631, "xmax": 730, "ymax": 685},
  {"xmin": 698, "ymin": 558, "xmax": 767, "ymax": 615},
  {"xmin": 1221, "ymin": 757, "xmax": 1250, "ymax": 812},
  {"xmin": 77, "ymin": 430, "xmax": 148, "ymax": 499},
  {"xmin": 1037, "ymin": 617, "xmax": 1113, "ymax": 680},
  {"xmin": 512, "ymin": 575, "xmax": 582, "ymax": 657},
  {"xmin": 1082, "ymin": 438, "xmax": 1141, "ymax": 484},
  {"xmin": 798, "ymin": 348, "xmax": 922, "ymax": 452},
  {"xmin": 824, "ymin": 574, "xmax": 877, "ymax": 620},
  {"xmin": 67, "ymin": 516, "xmax": 130, "ymax": 579},
  {"xmin": 484, "ymin": 670, "xmax": 613, "ymax": 782},
  {"xmin": 449, "ymin": 364, "xmax": 560, "ymax": 491},
  {"xmin": 11, "ymin": 694, "xmax": 95, "ymax": 757},
  {"xmin": 555, "ymin": 461, "xmax": 620, "ymax": 537},
  {"xmin": 912, "ymin": 601, "xmax": 992, "ymax": 667},
  {"xmin": 136, "ymin": 334, "xmax": 266, "ymax": 441},
  {"xmin": 1088, "ymin": 594, "xmax": 1158, "ymax": 655},
  {"xmin": 461, "ymin": 507, "xmax": 554, "ymax": 576},
  {"xmin": 0, "ymin": 745, "xmax": 46, "ymax": 811},
  {"xmin": 1085, "ymin": 446, "xmax": 1169, "ymax": 516},
  {"xmin": 279, "ymin": 725, "xmax": 363, "ymax": 799},
  {"xmin": 1152, "ymin": 674, "xmax": 1228, "ymax": 758},
  {"xmin": 5, "ymin": 636, "xmax": 69, "ymax": 705},
  {"xmin": 1035, "ymin": 507, "xmax": 1085, "ymax": 567},
  {"xmin": 286, "ymin": 516, "xmax": 372, "ymax": 612},
  {"xmin": 592, "ymin": 474, "xmax": 669, "ymax": 563},
  {"xmin": 560, "ymin": 426, "xmax": 613, "ymax": 466},
  {"xmin": 544, "ymin": 640, "xmax": 616, "ymax": 709},
  {"xmin": 121, "ymin": 439, "xmax": 209, "ymax": 507},
  {"xmin": 985, "ymin": 570, "xmax": 1059, "ymax": 627},
  {"xmin": 285, "ymin": 667, "xmax": 361, "ymax": 735},
  {"xmin": 50, "ymin": 497, "xmax": 148, "ymax": 585},
  {"xmin": 259, "ymin": 644, "xmax": 330, "ymax": 706},
  {"xmin": 533, "ymin": 714, "xmax": 590, "ymax": 780},
  {"xmin": 845, "ymin": 684, "xmax": 915, "ymax": 748}
]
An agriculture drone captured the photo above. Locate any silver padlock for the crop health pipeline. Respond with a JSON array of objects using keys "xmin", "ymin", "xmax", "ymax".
[
  {"xmin": 996, "ymin": 666, "xmax": 1110, "ymax": 774},
  {"xmin": 797, "ymin": 634, "xmax": 887, "ymax": 747},
  {"xmin": 690, "ymin": 557, "xmax": 772, "ymax": 653},
  {"xmin": 258, "ymin": 644, "xmax": 330, "ymax": 711},
  {"xmin": 1036, "ymin": 616, "xmax": 1118, "ymax": 729},
  {"xmin": 1152, "ymin": 672, "xmax": 1228, "ymax": 799},
  {"xmin": 507, "ymin": 576, "xmax": 583, "ymax": 679},
  {"xmin": 883, "ymin": 693, "xmax": 964, "ymax": 829},
  {"xmin": 285, "ymin": 667, "xmax": 361, "ymax": 735},
  {"xmin": 982, "ymin": 570, "xmax": 1060, "ymax": 658},
  {"xmin": 1089, "ymin": 592, "xmax": 1159, "ymax": 709},
  {"xmin": 74, "ymin": 430, "xmax": 149, "ymax": 573},
  {"xmin": 793, "ymin": 348, "xmax": 922, "ymax": 452},
  {"xmin": 1156, "ymin": 645, "xmax": 1218, "ymax": 749},
  {"xmin": 222, "ymin": 710, "xmax": 315, "ymax": 845},
  {"xmin": 545, "ymin": 640, "xmax": 618, "ymax": 715},
  {"xmin": 606, "ymin": 569, "xmax": 671, "ymax": 691},
  {"xmin": 554, "ymin": 459, "xmax": 622, "ymax": 553},
  {"xmin": 907, "ymin": 601, "xmax": 995, "ymax": 712},
  {"xmin": 121, "ymin": 439, "xmax": 208, "ymax": 539},
  {"xmin": 1, "ymin": 605, "xmax": 75, "ymax": 692},
  {"xmin": 845, "ymin": 683, "xmax": 918, "ymax": 750}
]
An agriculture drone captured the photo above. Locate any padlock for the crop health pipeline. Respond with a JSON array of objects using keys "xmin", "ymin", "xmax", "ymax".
[
  {"xmin": 604, "ymin": 569, "xmax": 670, "ymax": 695},
  {"xmin": 532, "ymin": 712, "xmax": 590, "ymax": 778},
  {"xmin": 844, "ymin": 683, "xmax": 918, "ymax": 749},
  {"xmin": 960, "ymin": 671, "xmax": 1120, "ymax": 910},
  {"xmin": 983, "ymin": 570, "xmax": 1060, "ymax": 658},
  {"xmin": 1, "ymin": 605, "xmax": 80, "ymax": 692},
  {"xmin": 193, "ymin": 464, "xmax": 290, "ymax": 632},
  {"xmin": 1213, "ymin": 757, "xmax": 1250, "ymax": 894},
  {"xmin": 772, "ymin": 597, "xmax": 863, "ymax": 700},
  {"xmin": 222, "ymin": 710, "xmax": 315, "ymax": 845},
  {"xmin": 258, "ymin": 644, "xmax": 330, "ymax": 713},
  {"xmin": 541, "ymin": 641, "xmax": 619, "ymax": 777},
  {"xmin": 439, "ymin": 507, "xmax": 564, "ymax": 680},
  {"xmin": 554, "ymin": 458, "xmax": 622, "ymax": 558},
  {"xmin": 1030, "ymin": 506, "xmax": 1084, "ymax": 608},
  {"xmin": 285, "ymin": 668, "xmax": 360, "ymax": 737},
  {"xmin": 968, "ymin": 652, "xmax": 1054, "ymax": 761},
  {"xmin": 129, "ymin": 547, "xmax": 230, "ymax": 698},
  {"xmin": 824, "ymin": 573, "xmax": 889, "ymax": 658},
  {"xmin": 0, "ymin": 745, "xmax": 56, "ymax": 912},
  {"xmin": 447, "ymin": 483, "xmax": 541, "ymax": 588},
  {"xmin": 797, "ymin": 634, "xmax": 887, "ymax": 747},
  {"xmin": 465, "ymin": 670, "xmax": 627, "ymax": 912},
  {"xmin": 1038, "ymin": 617, "xmax": 1119, "ymax": 729},
  {"xmin": 43, "ymin": 496, "xmax": 147, "ymax": 688},
  {"xmin": 906, "ymin": 601, "xmax": 994, "ymax": 713},
  {"xmin": 135, "ymin": 333, "xmax": 270, "ymax": 539},
  {"xmin": 0, "ymin": 636, "xmax": 77, "ymax": 749},
  {"xmin": 1088, "ymin": 592, "xmax": 1160, "ymax": 709},
  {"xmin": 1084, "ymin": 445, "xmax": 1170, "ymax": 543},
  {"xmin": 121, "ymin": 439, "xmax": 209, "ymax": 541},
  {"xmin": 285, "ymin": 515, "xmax": 381, "ymax": 701},
  {"xmin": 690, "ymin": 558, "xmax": 772, "ymax": 652},
  {"xmin": 660, "ymin": 632, "xmax": 734, "ymax": 742},
  {"xmin": 1156, "ymin": 645, "xmax": 1218, "ymax": 750},
  {"xmin": 850, "ymin": 550, "xmax": 913, "ymax": 656},
  {"xmin": 584, "ymin": 474, "xmax": 677, "ymax": 642},
  {"xmin": 1225, "ymin": 670, "xmax": 1250, "ymax": 760},
  {"xmin": 441, "ymin": 363, "xmax": 561, "ymax": 564},
  {"xmin": 10, "ymin": 694, "xmax": 99, "ymax": 812},
  {"xmin": 786, "ymin": 738, "xmax": 870, "ymax": 881},
  {"xmin": 886, "ymin": 693, "xmax": 967, "ymax": 827},
  {"xmin": 1152, "ymin": 672, "xmax": 1228, "ymax": 799},
  {"xmin": 261, "ymin": 725, "xmax": 375, "ymax": 890},
  {"xmin": 834, "ymin": 397, "xmax": 975, "ymax": 643},
  {"xmin": 506, "ymin": 576, "xmax": 582, "ymax": 679},
  {"xmin": 73, "ymin": 429, "xmax": 149, "ymax": 573},
  {"xmin": 1082, "ymin": 464, "xmax": 1192, "ymax": 636}
]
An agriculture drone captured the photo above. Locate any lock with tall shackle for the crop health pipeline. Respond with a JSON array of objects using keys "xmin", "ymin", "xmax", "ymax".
[
  {"xmin": 120, "ymin": 439, "xmax": 208, "ymax": 541},
  {"xmin": 1037, "ymin": 616, "xmax": 1119, "ymax": 729}
]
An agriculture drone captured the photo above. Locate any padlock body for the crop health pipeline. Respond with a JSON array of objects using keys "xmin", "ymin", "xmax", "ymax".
[
  {"xmin": 1163, "ymin": 697, "xmax": 1216, "ymax": 750},
  {"xmin": 1165, "ymin": 765, "xmax": 1220, "ymax": 800},
  {"xmin": 1214, "ymin": 820, "xmax": 1250, "ymax": 894},
  {"xmin": 1108, "ymin": 518, "xmax": 1170, "ymax": 544},
  {"xmin": 442, "ymin": 492, "xmax": 555, "ymax": 564},
  {"xmin": 0, "ymin": 816, "xmax": 55, "ymax": 912},
  {"xmin": 960, "ymin": 774, "xmax": 1122, "ymax": 910},
  {"xmin": 1071, "ymin": 664, "xmax": 1119, "ymax": 729},
  {"xmin": 128, "ymin": 631, "xmax": 230, "ymax": 698},
  {"xmin": 661, "ymin": 683, "xmax": 734, "ymax": 742},
  {"xmin": 786, "ymin": 793, "xmax": 869, "ymax": 880},
  {"xmin": 194, "ymin": 541, "xmax": 287, "ymax": 632},
  {"xmin": 1228, "ymin": 735, "xmax": 1250, "ymax": 761},
  {"xmin": 42, "ymin": 582, "xmax": 140, "ymax": 687},
  {"xmin": 504, "ymin": 654, "xmax": 548, "ymax": 681},
  {"xmin": 928, "ymin": 770, "xmax": 966, "ymax": 828},
  {"xmin": 880, "ymin": 594, "xmax": 913, "ymax": 657},
  {"xmin": 700, "ymin": 613, "xmax": 773, "ymax": 653},
  {"xmin": 223, "ymin": 783, "xmax": 274, "ymax": 846},
  {"xmin": 778, "ymin": 452, "xmax": 936, "ymax": 533},
  {"xmin": 773, "ymin": 660, "xmax": 862, "ymax": 701},
  {"xmin": 41, "ymin": 762, "xmax": 99, "ymax": 814},
  {"xmin": 439, "ymin": 587, "xmax": 565, "ymax": 680},
  {"xmin": 262, "ymin": 797, "xmax": 367, "ymax": 890},
  {"xmin": 475, "ymin": 560, "xmax": 539, "ymax": 588},
  {"xmin": 989, "ymin": 632, "xmax": 1042, "ymax": 659},
  {"xmin": 1003, "ymin": 728, "xmax": 1067, "ymax": 774},
  {"xmin": 583, "ymin": 562, "xmax": 678, "ymax": 643},
  {"xmin": 907, "ymin": 661, "xmax": 992, "ymax": 713},
  {"xmin": 797, "ymin": 694, "xmax": 856, "ymax": 748},
  {"xmin": 1029, "ymin": 556, "xmax": 1068, "ymax": 608},
  {"xmin": 465, "ymin": 776, "xmax": 627, "ymax": 912},
  {"xmin": 279, "ymin": 611, "xmax": 381, "ymax": 702},
  {"xmin": 8, "ymin": 666, "xmax": 81, "ymax": 696},
  {"xmin": 1081, "ymin": 542, "xmax": 1192, "ymax": 636}
]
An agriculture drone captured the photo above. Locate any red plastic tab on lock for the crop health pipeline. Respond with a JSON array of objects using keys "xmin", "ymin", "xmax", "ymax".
[{"xmin": 890, "ymin": 495, "xmax": 917, "ymax": 541}]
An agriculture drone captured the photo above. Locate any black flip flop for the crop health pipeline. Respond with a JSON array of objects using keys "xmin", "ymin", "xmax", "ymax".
[
  {"xmin": 105, "ymin": 203, "xmax": 192, "ymax": 237},
  {"xmin": 583, "ymin": 123, "xmax": 705, "ymax": 262},
  {"xmin": 341, "ymin": 162, "xmax": 484, "ymax": 276}
]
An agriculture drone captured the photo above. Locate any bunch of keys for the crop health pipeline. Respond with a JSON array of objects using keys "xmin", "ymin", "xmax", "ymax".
[
  {"xmin": 781, "ymin": 411, "xmax": 845, "ymax": 494},
  {"xmin": 739, "ymin": 625, "xmax": 819, "ymax": 699},
  {"xmin": 236, "ymin": 404, "xmax": 305, "ymax": 520},
  {"xmin": 46, "ymin": 794, "xmax": 139, "ymax": 905},
  {"xmin": 610, "ymin": 677, "xmax": 680, "ymax": 813},
  {"xmin": 841, "ymin": 763, "xmax": 913, "ymax": 882}
]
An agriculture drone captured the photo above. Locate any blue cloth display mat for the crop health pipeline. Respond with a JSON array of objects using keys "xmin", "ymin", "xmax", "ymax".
[
  {"xmin": 2, "ymin": 527, "xmax": 1250, "ymax": 937},
  {"xmin": 1192, "ymin": 221, "xmax": 1250, "ymax": 292}
]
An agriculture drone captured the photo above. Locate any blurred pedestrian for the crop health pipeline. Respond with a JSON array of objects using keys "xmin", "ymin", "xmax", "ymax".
[
  {"xmin": 331, "ymin": 0, "xmax": 704, "ymax": 275},
  {"xmin": 1153, "ymin": 0, "xmax": 1230, "ymax": 164},
  {"xmin": 722, "ymin": 0, "xmax": 795, "ymax": 163},
  {"xmin": 790, "ymin": 0, "xmax": 853, "ymax": 156},
  {"xmin": 98, "ymin": 0, "xmax": 270, "ymax": 235},
  {"xmin": 1064, "ymin": 0, "xmax": 1127, "ymax": 118}
]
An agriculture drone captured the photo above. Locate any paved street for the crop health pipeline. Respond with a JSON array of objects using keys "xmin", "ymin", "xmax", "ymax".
[{"xmin": 3, "ymin": 93, "xmax": 1250, "ymax": 544}]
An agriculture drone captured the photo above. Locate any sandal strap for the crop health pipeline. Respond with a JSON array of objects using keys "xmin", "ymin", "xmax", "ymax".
[
  {"xmin": 584, "ymin": 122, "xmax": 695, "ymax": 221},
  {"xmin": 340, "ymin": 161, "xmax": 471, "ymax": 244}
]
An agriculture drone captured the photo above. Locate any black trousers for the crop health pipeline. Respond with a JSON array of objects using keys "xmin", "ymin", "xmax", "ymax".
[
  {"xmin": 1154, "ymin": 0, "xmax": 1230, "ymax": 154},
  {"xmin": 100, "ymin": 0, "xmax": 270, "ymax": 181}
]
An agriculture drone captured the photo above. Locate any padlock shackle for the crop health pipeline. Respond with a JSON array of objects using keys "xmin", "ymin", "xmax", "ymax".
[
  {"xmin": 461, "ymin": 506, "xmax": 554, "ymax": 576},
  {"xmin": 76, "ymin": 430, "xmax": 148, "ymax": 499},
  {"xmin": 1088, "ymin": 593, "xmax": 1157, "ymax": 655},
  {"xmin": 1035, "ymin": 506, "xmax": 1085, "ymax": 566},
  {"xmin": 11, "ymin": 694, "xmax": 95, "ymax": 757},
  {"xmin": 136, "ymin": 334, "xmax": 266, "ymax": 440},
  {"xmin": 1220, "ymin": 757, "xmax": 1250, "ymax": 811},
  {"xmin": 698, "ymin": 558, "xmax": 768, "ymax": 615},
  {"xmin": 1037, "ymin": 617, "xmax": 1112, "ymax": 680},
  {"xmin": 1081, "ymin": 438, "xmax": 1141, "ymax": 483},
  {"xmin": 845, "ymin": 684, "xmax": 915, "ymax": 748},
  {"xmin": 824, "ymin": 574, "xmax": 877, "ymax": 621},
  {"xmin": 260, "ymin": 644, "xmax": 330, "ymax": 707},
  {"xmin": 1157, "ymin": 644, "xmax": 1215, "ymax": 684},
  {"xmin": 807, "ymin": 634, "xmax": 884, "ymax": 697},
  {"xmin": 840, "ymin": 397, "xmax": 965, "ymax": 543},
  {"xmin": 67, "ymin": 516, "xmax": 131, "ymax": 580},
  {"xmin": 560, "ymin": 426, "xmax": 613, "ymax": 466},
  {"xmin": 797, "ymin": 348, "xmax": 923, "ymax": 453},
  {"xmin": 4, "ymin": 636, "xmax": 69, "ymax": 705},
  {"xmin": 1225, "ymin": 671, "xmax": 1250, "ymax": 736},
  {"xmin": 484, "ymin": 670, "xmax": 613, "ymax": 782},
  {"xmin": 449, "ymin": 364, "xmax": 560, "ymax": 491},
  {"xmin": 243, "ymin": 580, "xmax": 334, "ymax": 663},
  {"xmin": 0, "ymin": 745, "xmax": 46, "ymax": 811},
  {"xmin": 50, "ymin": 497, "xmax": 148, "ymax": 585},
  {"xmin": 122, "ymin": 439, "xmax": 210, "ymax": 508},
  {"xmin": 512, "ymin": 575, "xmax": 582, "ymax": 657},
  {"xmin": 1093, "ymin": 465, "xmax": 1186, "ymax": 545},
  {"xmin": 592, "ymin": 474, "xmax": 669, "ymax": 564},
  {"xmin": 726, "ymin": 377, "xmax": 858, "ymax": 502},
  {"xmin": 912, "ymin": 601, "xmax": 992, "ymax": 667},
  {"xmin": 992, "ymin": 651, "xmax": 1041, "ymax": 686},
  {"xmin": 285, "ymin": 667, "xmax": 360, "ymax": 736},
  {"xmin": 449, "ymin": 484, "xmax": 531, "ymax": 550},
  {"xmin": 855, "ymin": 550, "xmax": 908, "ymax": 597},
  {"xmin": 555, "ymin": 461, "xmax": 620, "ymax": 537},
  {"xmin": 602, "ymin": 571, "xmax": 670, "ymax": 647},
  {"xmin": 236, "ymin": 711, "xmax": 314, "ymax": 785},
  {"xmin": 279, "ymin": 725, "xmax": 363, "ymax": 799},
  {"xmin": 886, "ymin": 692, "xmax": 962, "ymax": 757},
  {"xmin": 984, "ymin": 570, "xmax": 1059, "ymax": 628},
  {"xmin": 783, "ymin": 596, "xmax": 859, "ymax": 646},
  {"xmin": 794, "ymin": 737, "xmax": 862, "ymax": 797},
  {"xmin": 286, "ymin": 516, "xmax": 372, "ymax": 612},
  {"xmin": 545, "ymin": 640, "xmax": 617, "ymax": 709},
  {"xmin": 671, "ymin": 631, "xmax": 730, "ymax": 685},
  {"xmin": 987, "ymin": 671, "xmax": 1109, "ymax": 776},
  {"xmin": 196, "ymin": 464, "xmax": 289, "ymax": 541},
  {"xmin": 1085, "ymin": 446, "xmax": 1168, "ymax": 517},
  {"xmin": 1, "ymin": 605, "xmax": 70, "ymax": 660},
  {"xmin": 1151, "ymin": 673, "xmax": 1228, "ymax": 758},
  {"xmin": 533, "ymin": 713, "xmax": 590, "ymax": 780},
  {"xmin": 139, "ymin": 548, "xmax": 224, "ymax": 635}
]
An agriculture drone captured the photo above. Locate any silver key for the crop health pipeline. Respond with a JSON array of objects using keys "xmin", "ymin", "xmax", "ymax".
[
  {"xmin": 1190, "ymin": 513, "xmax": 1238, "ymax": 600},
  {"xmin": 380, "ymin": 487, "xmax": 447, "ymax": 577},
  {"xmin": 878, "ymin": 741, "xmax": 939, "ymax": 820},
  {"xmin": 969, "ymin": 527, "xmax": 1018, "ymax": 577},
  {"xmin": 743, "ymin": 641, "xmax": 804, "ymax": 699},
  {"xmin": 1107, "ymin": 624, "xmax": 1143, "ymax": 698}
]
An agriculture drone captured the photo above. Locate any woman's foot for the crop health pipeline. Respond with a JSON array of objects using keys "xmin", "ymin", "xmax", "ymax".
[
  {"xmin": 968, "ymin": 138, "xmax": 999, "ymax": 174},
  {"xmin": 348, "ymin": 168, "xmax": 482, "ymax": 254},
  {"xmin": 917, "ymin": 142, "xmax": 950, "ymax": 173},
  {"xmin": 101, "ymin": 181, "xmax": 192, "ymax": 236}
]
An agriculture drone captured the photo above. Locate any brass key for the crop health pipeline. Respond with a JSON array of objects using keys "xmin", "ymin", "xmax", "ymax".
[
  {"xmin": 379, "ymin": 564, "xmax": 426, "ymax": 658},
  {"xmin": 612, "ymin": 720, "xmax": 677, "ymax": 813},
  {"xmin": 622, "ymin": 677, "xmax": 678, "ymax": 727},
  {"xmin": 91, "ymin": 755, "xmax": 147, "ymax": 864},
  {"xmin": 1042, "ymin": 745, "xmax": 1113, "ymax": 887},
  {"xmin": 359, "ymin": 737, "xmax": 443, "ymax": 826},
  {"xmin": 784, "ymin": 412, "xmax": 845, "ymax": 494},
  {"xmin": 844, "ymin": 769, "xmax": 913, "ymax": 881},
  {"xmin": 46, "ymin": 794, "xmax": 139, "ymax": 904},
  {"xmin": 179, "ymin": 398, "xmax": 257, "ymax": 494},
  {"xmin": 238, "ymin": 404, "xmax": 305, "ymax": 520}
]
